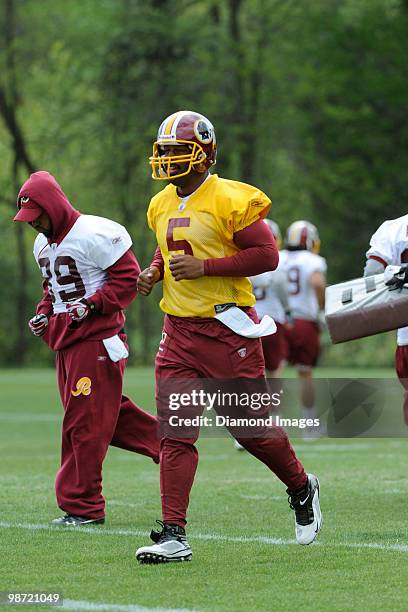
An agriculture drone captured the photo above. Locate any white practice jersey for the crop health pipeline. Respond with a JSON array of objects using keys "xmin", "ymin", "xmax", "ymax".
[
  {"xmin": 280, "ymin": 249, "xmax": 327, "ymax": 321},
  {"xmin": 366, "ymin": 214, "xmax": 408, "ymax": 345},
  {"xmin": 33, "ymin": 215, "xmax": 132, "ymax": 314},
  {"xmin": 250, "ymin": 261, "xmax": 288, "ymax": 324}
]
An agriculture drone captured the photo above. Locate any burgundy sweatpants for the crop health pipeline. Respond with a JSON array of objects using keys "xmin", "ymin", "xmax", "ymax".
[
  {"xmin": 55, "ymin": 336, "xmax": 159, "ymax": 519},
  {"xmin": 395, "ymin": 346, "xmax": 408, "ymax": 426},
  {"xmin": 156, "ymin": 313, "xmax": 307, "ymax": 527}
]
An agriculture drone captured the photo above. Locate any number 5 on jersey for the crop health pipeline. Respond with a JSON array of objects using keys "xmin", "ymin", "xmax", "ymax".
[{"xmin": 167, "ymin": 218, "xmax": 194, "ymax": 255}]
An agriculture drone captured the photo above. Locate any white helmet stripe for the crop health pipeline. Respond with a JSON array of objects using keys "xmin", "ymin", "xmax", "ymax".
[
  {"xmin": 157, "ymin": 110, "xmax": 211, "ymax": 141},
  {"xmin": 158, "ymin": 111, "xmax": 190, "ymax": 140}
]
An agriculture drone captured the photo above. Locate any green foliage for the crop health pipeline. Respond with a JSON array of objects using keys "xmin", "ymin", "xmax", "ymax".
[
  {"xmin": 1, "ymin": 0, "xmax": 408, "ymax": 365},
  {"xmin": 321, "ymin": 329, "xmax": 396, "ymax": 368}
]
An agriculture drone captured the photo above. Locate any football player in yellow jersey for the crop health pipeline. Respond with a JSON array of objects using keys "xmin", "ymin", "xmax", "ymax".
[{"xmin": 135, "ymin": 110, "xmax": 322, "ymax": 563}]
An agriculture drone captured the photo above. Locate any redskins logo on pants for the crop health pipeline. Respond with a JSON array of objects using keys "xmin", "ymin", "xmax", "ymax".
[{"xmin": 71, "ymin": 377, "xmax": 92, "ymax": 397}]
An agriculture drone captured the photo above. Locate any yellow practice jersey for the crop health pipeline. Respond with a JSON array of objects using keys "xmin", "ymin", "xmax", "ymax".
[{"xmin": 147, "ymin": 174, "xmax": 271, "ymax": 317}]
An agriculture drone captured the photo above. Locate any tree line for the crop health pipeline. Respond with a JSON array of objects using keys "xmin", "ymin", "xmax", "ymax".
[{"xmin": 0, "ymin": 0, "xmax": 407, "ymax": 366}]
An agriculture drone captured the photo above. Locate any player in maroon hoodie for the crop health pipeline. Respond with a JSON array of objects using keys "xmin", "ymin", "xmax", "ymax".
[{"xmin": 14, "ymin": 171, "xmax": 159, "ymax": 526}]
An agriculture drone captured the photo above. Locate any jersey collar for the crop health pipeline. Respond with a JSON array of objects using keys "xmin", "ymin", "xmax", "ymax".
[{"xmin": 175, "ymin": 173, "xmax": 217, "ymax": 201}]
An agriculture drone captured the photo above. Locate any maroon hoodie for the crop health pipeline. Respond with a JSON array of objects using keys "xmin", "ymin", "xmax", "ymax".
[
  {"xmin": 19, "ymin": 171, "xmax": 140, "ymax": 351},
  {"xmin": 18, "ymin": 171, "xmax": 81, "ymax": 244}
]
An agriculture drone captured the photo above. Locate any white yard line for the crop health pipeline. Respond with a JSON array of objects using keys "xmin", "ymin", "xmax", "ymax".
[
  {"xmin": 1, "ymin": 521, "xmax": 407, "ymax": 553},
  {"xmin": 293, "ymin": 442, "xmax": 402, "ymax": 451},
  {"xmin": 62, "ymin": 600, "xmax": 195, "ymax": 612},
  {"xmin": 0, "ymin": 413, "xmax": 60, "ymax": 422},
  {"xmin": 239, "ymin": 494, "xmax": 270, "ymax": 500},
  {"xmin": 239, "ymin": 494, "xmax": 282, "ymax": 501},
  {"xmin": 109, "ymin": 500, "xmax": 146, "ymax": 508}
]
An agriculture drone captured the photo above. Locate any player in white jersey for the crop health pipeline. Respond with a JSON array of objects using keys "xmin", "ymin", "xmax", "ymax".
[
  {"xmin": 14, "ymin": 171, "xmax": 159, "ymax": 525},
  {"xmin": 250, "ymin": 220, "xmax": 290, "ymax": 376},
  {"xmin": 364, "ymin": 214, "xmax": 408, "ymax": 425},
  {"xmin": 280, "ymin": 221, "xmax": 327, "ymax": 428}
]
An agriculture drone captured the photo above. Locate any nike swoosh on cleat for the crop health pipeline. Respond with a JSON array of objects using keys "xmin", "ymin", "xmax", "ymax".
[{"xmin": 299, "ymin": 494, "xmax": 310, "ymax": 506}]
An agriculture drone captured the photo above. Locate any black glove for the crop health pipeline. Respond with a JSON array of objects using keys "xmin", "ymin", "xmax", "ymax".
[{"xmin": 385, "ymin": 264, "xmax": 408, "ymax": 291}]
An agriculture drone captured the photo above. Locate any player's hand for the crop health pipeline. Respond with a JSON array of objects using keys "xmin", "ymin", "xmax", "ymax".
[
  {"xmin": 137, "ymin": 267, "xmax": 161, "ymax": 296},
  {"xmin": 28, "ymin": 314, "xmax": 48, "ymax": 337},
  {"xmin": 284, "ymin": 310, "xmax": 294, "ymax": 330},
  {"xmin": 385, "ymin": 264, "xmax": 408, "ymax": 291},
  {"xmin": 66, "ymin": 299, "xmax": 91, "ymax": 322},
  {"xmin": 169, "ymin": 255, "xmax": 204, "ymax": 281}
]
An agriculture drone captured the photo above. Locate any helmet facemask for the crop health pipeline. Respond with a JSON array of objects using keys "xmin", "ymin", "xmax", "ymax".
[{"xmin": 150, "ymin": 140, "xmax": 209, "ymax": 180}]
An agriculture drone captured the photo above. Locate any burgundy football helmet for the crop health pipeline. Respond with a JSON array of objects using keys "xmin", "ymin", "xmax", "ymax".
[{"xmin": 150, "ymin": 110, "xmax": 217, "ymax": 180}]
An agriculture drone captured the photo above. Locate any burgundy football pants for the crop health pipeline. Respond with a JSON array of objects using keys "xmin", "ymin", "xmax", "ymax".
[
  {"xmin": 55, "ymin": 336, "xmax": 159, "ymax": 519},
  {"xmin": 284, "ymin": 319, "xmax": 320, "ymax": 368},
  {"xmin": 395, "ymin": 346, "xmax": 408, "ymax": 426},
  {"xmin": 156, "ymin": 314, "xmax": 307, "ymax": 527}
]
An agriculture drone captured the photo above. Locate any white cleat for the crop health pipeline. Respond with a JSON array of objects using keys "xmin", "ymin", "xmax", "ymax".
[
  {"xmin": 287, "ymin": 473, "xmax": 322, "ymax": 545},
  {"xmin": 52, "ymin": 514, "xmax": 105, "ymax": 526},
  {"xmin": 301, "ymin": 423, "xmax": 326, "ymax": 441},
  {"xmin": 136, "ymin": 522, "xmax": 192, "ymax": 564},
  {"xmin": 234, "ymin": 439, "xmax": 246, "ymax": 451}
]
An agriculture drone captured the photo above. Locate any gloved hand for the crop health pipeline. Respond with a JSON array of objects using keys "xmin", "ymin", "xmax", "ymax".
[
  {"xmin": 66, "ymin": 299, "xmax": 93, "ymax": 322},
  {"xmin": 384, "ymin": 264, "xmax": 408, "ymax": 291},
  {"xmin": 28, "ymin": 314, "xmax": 48, "ymax": 337},
  {"xmin": 284, "ymin": 309, "xmax": 294, "ymax": 330}
]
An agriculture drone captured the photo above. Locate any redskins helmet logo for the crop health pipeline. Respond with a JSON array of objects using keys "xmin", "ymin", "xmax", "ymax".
[{"xmin": 194, "ymin": 119, "xmax": 214, "ymax": 144}]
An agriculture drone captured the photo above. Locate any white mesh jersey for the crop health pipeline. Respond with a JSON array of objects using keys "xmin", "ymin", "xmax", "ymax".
[
  {"xmin": 250, "ymin": 260, "xmax": 288, "ymax": 323},
  {"xmin": 366, "ymin": 214, "xmax": 408, "ymax": 345},
  {"xmin": 279, "ymin": 249, "xmax": 327, "ymax": 321},
  {"xmin": 33, "ymin": 215, "xmax": 132, "ymax": 314}
]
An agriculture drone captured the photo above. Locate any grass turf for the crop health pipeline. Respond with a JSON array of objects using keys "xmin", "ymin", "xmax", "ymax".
[{"xmin": 0, "ymin": 367, "xmax": 407, "ymax": 611}]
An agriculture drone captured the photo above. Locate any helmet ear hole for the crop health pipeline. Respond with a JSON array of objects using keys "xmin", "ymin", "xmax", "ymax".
[{"xmin": 195, "ymin": 160, "xmax": 208, "ymax": 173}]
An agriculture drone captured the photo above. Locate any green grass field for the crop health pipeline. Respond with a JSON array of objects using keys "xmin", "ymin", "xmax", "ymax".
[{"xmin": 1, "ymin": 368, "xmax": 408, "ymax": 611}]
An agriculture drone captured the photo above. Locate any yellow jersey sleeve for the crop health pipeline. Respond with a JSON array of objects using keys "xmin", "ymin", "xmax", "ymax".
[
  {"xmin": 147, "ymin": 198, "xmax": 157, "ymax": 232},
  {"xmin": 229, "ymin": 189, "xmax": 271, "ymax": 233}
]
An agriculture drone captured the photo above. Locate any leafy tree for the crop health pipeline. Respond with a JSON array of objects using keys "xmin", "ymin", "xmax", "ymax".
[{"xmin": 1, "ymin": 0, "xmax": 407, "ymax": 367}]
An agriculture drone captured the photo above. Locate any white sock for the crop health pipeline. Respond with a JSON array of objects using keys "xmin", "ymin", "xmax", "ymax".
[{"xmin": 302, "ymin": 406, "xmax": 317, "ymax": 419}]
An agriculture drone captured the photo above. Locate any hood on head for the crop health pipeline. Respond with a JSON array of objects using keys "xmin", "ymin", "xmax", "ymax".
[{"xmin": 17, "ymin": 171, "xmax": 80, "ymax": 242}]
